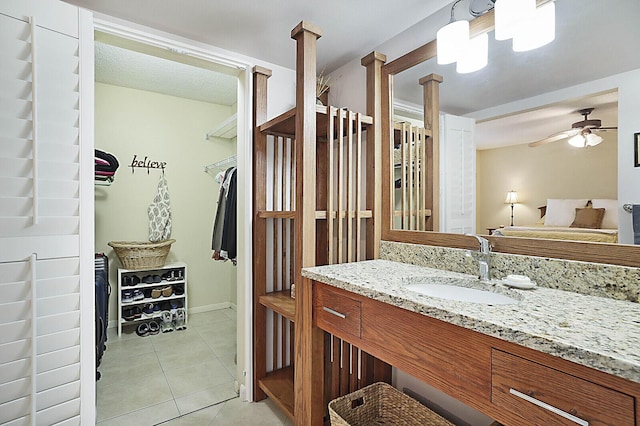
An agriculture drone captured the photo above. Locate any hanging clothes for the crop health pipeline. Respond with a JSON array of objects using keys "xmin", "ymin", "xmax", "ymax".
[
  {"xmin": 211, "ymin": 167, "xmax": 237, "ymax": 264},
  {"xmin": 95, "ymin": 149, "xmax": 119, "ymax": 183},
  {"xmin": 148, "ymin": 172, "xmax": 172, "ymax": 242}
]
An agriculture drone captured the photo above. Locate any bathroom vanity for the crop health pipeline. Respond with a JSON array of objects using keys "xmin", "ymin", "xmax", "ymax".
[{"xmin": 302, "ymin": 260, "xmax": 640, "ymax": 425}]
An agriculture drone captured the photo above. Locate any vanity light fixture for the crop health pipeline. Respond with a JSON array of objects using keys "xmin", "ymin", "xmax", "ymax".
[
  {"xmin": 436, "ymin": 0, "xmax": 555, "ymax": 73},
  {"xmin": 505, "ymin": 190, "xmax": 519, "ymax": 226},
  {"xmin": 436, "ymin": 0, "xmax": 470, "ymax": 65},
  {"xmin": 512, "ymin": 1, "xmax": 555, "ymax": 52},
  {"xmin": 457, "ymin": 32, "xmax": 489, "ymax": 73}
]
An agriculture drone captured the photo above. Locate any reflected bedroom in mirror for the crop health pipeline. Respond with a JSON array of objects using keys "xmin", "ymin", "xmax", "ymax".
[{"xmin": 390, "ymin": 0, "xmax": 640, "ymax": 245}]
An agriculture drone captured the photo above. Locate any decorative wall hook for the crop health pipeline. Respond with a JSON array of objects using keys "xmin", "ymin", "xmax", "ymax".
[{"xmin": 129, "ymin": 155, "xmax": 167, "ymax": 174}]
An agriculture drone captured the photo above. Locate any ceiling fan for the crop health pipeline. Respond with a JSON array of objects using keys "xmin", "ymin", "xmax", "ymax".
[{"xmin": 528, "ymin": 108, "xmax": 618, "ymax": 148}]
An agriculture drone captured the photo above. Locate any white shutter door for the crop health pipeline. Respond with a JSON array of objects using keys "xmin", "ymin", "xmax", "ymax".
[
  {"xmin": 440, "ymin": 114, "xmax": 476, "ymax": 234},
  {"xmin": 0, "ymin": 7, "xmax": 86, "ymax": 425}
]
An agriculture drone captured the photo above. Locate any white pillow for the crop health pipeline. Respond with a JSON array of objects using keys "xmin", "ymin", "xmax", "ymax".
[
  {"xmin": 591, "ymin": 199, "xmax": 618, "ymax": 229},
  {"xmin": 544, "ymin": 199, "xmax": 589, "ymax": 227}
]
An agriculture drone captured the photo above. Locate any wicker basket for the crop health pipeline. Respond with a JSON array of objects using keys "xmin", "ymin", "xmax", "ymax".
[
  {"xmin": 329, "ymin": 382, "xmax": 455, "ymax": 426},
  {"xmin": 108, "ymin": 239, "xmax": 175, "ymax": 270}
]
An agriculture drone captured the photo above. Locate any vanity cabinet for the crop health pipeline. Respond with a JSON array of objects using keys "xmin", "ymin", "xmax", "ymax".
[
  {"xmin": 491, "ymin": 349, "xmax": 634, "ymax": 426},
  {"xmin": 312, "ymin": 281, "xmax": 640, "ymax": 426}
]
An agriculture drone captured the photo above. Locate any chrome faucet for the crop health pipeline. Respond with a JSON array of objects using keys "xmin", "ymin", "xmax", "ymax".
[{"xmin": 467, "ymin": 234, "xmax": 491, "ymax": 281}]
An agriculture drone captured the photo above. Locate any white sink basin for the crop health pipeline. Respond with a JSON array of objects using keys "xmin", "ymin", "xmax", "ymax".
[{"xmin": 405, "ymin": 283, "xmax": 518, "ymax": 305}]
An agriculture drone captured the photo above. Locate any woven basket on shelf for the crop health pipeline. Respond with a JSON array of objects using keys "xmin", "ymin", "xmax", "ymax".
[
  {"xmin": 108, "ymin": 239, "xmax": 175, "ymax": 270},
  {"xmin": 329, "ymin": 382, "xmax": 455, "ymax": 426}
]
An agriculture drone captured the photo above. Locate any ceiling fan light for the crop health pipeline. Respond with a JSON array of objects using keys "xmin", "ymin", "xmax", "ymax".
[
  {"xmin": 456, "ymin": 33, "xmax": 488, "ymax": 74},
  {"xmin": 513, "ymin": 1, "xmax": 556, "ymax": 52},
  {"xmin": 568, "ymin": 134, "xmax": 586, "ymax": 148},
  {"xmin": 495, "ymin": 0, "xmax": 536, "ymax": 41},
  {"xmin": 585, "ymin": 133, "xmax": 603, "ymax": 147},
  {"xmin": 437, "ymin": 20, "xmax": 470, "ymax": 65}
]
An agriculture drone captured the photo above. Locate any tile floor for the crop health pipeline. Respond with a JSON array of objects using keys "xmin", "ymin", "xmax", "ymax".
[{"xmin": 97, "ymin": 308, "xmax": 292, "ymax": 425}]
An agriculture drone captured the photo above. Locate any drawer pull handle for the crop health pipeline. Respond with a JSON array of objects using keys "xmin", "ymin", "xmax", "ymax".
[
  {"xmin": 510, "ymin": 388, "xmax": 589, "ymax": 426},
  {"xmin": 323, "ymin": 306, "xmax": 346, "ymax": 319}
]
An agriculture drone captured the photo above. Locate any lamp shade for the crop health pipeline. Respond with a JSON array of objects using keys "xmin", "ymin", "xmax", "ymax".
[
  {"xmin": 505, "ymin": 190, "xmax": 519, "ymax": 204},
  {"xmin": 513, "ymin": 1, "xmax": 555, "ymax": 52},
  {"xmin": 585, "ymin": 133, "xmax": 603, "ymax": 147},
  {"xmin": 456, "ymin": 33, "xmax": 488, "ymax": 73},
  {"xmin": 437, "ymin": 20, "xmax": 469, "ymax": 65},
  {"xmin": 495, "ymin": 0, "xmax": 536, "ymax": 41}
]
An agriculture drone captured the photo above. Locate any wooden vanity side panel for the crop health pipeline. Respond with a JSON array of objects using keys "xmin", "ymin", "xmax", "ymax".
[{"xmin": 360, "ymin": 297, "xmax": 492, "ymax": 408}]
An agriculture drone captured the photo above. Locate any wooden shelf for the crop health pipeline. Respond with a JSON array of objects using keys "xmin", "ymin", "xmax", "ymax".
[
  {"xmin": 394, "ymin": 209, "xmax": 432, "ymax": 217},
  {"xmin": 259, "ymin": 105, "xmax": 373, "ymax": 138},
  {"xmin": 258, "ymin": 210, "xmax": 373, "ymax": 220},
  {"xmin": 258, "ymin": 366, "xmax": 295, "ymax": 421},
  {"xmin": 259, "ymin": 290, "xmax": 295, "ymax": 321}
]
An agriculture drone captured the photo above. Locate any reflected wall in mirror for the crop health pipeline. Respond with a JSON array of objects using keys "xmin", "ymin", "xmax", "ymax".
[{"xmin": 388, "ymin": 0, "xmax": 640, "ymax": 249}]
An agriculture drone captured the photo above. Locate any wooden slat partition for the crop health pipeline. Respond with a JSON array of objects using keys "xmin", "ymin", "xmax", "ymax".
[
  {"xmin": 394, "ymin": 123, "xmax": 431, "ymax": 231},
  {"xmin": 253, "ymin": 24, "xmax": 388, "ymax": 426}
]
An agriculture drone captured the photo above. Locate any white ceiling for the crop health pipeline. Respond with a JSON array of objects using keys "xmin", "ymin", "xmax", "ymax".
[
  {"xmin": 70, "ymin": 0, "xmax": 639, "ymax": 148},
  {"xmin": 95, "ymin": 42, "xmax": 238, "ymax": 106}
]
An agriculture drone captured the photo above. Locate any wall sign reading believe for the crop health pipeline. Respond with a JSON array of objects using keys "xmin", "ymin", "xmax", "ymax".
[{"xmin": 129, "ymin": 155, "xmax": 167, "ymax": 174}]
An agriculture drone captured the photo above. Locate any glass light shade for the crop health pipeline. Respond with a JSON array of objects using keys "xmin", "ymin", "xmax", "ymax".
[
  {"xmin": 495, "ymin": 0, "xmax": 536, "ymax": 41},
  {"xmin": 568, "ymin": 134, "xmax": 586, "ymax": 147},
  {"xmin": 513, "ymin": 1, "xmax": 556, "ymax": 52},
  {"xmin": 505, "ymin": 190, "xmax": 519, "ymax": 204},
  {"xmin": 456, "ymin": 33, "xmax": 488, "ymax": 73},
  {"xmin": 437, "ymin": 20, "xmax": 470, "ymax": 65},
  {"xmin": 585, "ymin": 133, "xmax": 603, "ymax": 147}
]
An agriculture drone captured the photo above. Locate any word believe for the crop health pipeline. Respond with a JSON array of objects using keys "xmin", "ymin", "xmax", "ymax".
[{"xmin": 129, "ymin": 155, "xmax": 167, "ymax": 174}]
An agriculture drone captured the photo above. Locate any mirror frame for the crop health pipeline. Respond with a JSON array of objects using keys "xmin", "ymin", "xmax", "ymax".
[{"xmin": 378, "ymin": 7, "xmax": 640, "ymax": 268}]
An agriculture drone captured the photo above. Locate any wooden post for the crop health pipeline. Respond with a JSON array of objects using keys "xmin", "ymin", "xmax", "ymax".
[
  {"xmin": 419, "ymin": 73, "xmax": 443, "ymax": 232},
  {"xmin": 361, "ymin": 52, "xmax": 386, "ymax": 260},
  {"xmin": 252, "ymin": 66, "xmax": 272, "ymax": 402},
  {"xmin": 291, "ymin": 21, "xmax": 324, "ymax": 426}
]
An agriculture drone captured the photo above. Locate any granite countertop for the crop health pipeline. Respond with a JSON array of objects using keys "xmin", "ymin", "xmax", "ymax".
[{"xmin": 302, "ymin": 259, "xmax": 640, "ymax": 384}]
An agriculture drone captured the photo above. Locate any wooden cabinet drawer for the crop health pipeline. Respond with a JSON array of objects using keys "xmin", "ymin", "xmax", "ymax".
[
  {"xmin": 315, "ymin": 284, "xmax": 361, "ymax": 339},
  {"xmin": 491, "ymin": 349, "xmax": 634, "ymax": 426}
]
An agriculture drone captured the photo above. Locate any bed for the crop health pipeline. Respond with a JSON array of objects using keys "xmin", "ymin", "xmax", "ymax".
[{"xmin": 492, "ymin": 198, "xmax": 619, "ymax": 243}]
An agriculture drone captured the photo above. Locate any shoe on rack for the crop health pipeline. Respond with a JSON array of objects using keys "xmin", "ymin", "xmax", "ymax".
[
  {"xmin": 131, "ymin": 275, "xmax": 140, "ymax": 286},
  {"xmin": 160, "ymin": 311, "xmax": 174, "ymax": 333},
  {"xmin": 153, "ymin": 275, "xmax": 162, "ymax": 283},
  {"xmin": 133, "ymin": 289, "xmax": 144, "ymax": 301},
  {"xmin": 142, "ymin": 303, "xmax": 155, "ymax": 317},
  {"xmin": 161, "ymin": 286, "xmax": 173, "ymax": 297},
  {"xmin": 142, "ymin": 275, "xmax": 154, "ymax": 284},
  {"xmin": 136, "ymin": 322, "xmax": 150, "ymax": 337},
  {"xmin": 123, "ymin": 306, "xmax": 142, "ymax": 321},
  {"xmin": 148, "ymin": 320, "xmax": 160, "ymax": 335},
  {"xmin": 174, "ymin": 308, "xmax": 187, "ymax": 331},
  {"xmin": 173, "ymin": 284, "xmax": 184, "ymax": 296},
  {"xmin": 122, "ymin": 290, "xmax": 134, "ymax": 303},
  {"xmin": 151, "ymin": 288, "xmax": 162, "ymax": 299}
]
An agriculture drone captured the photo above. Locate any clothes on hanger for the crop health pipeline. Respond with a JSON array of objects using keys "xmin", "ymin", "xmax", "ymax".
[
  {"xmin": 95, "ymin": 149, "xmax": 119, "ymax": 184},
  {"xmin": 211, "ymin": 167, "xmax": 237, "ymax": 264}
]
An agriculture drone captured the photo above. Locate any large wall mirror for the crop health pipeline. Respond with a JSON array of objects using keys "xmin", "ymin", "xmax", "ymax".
[{"xmin": 382, "ymin": 0, "xmax": 640, "ymax": 267}]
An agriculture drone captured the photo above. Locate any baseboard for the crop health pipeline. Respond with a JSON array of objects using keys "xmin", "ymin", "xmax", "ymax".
[
  {"xmin": 106, "ymin": 302, "xmax": 234, "ymax": 329},
  {"xmin": 188, "ymin": 302, "xmax": 232, "ymax": 315}
]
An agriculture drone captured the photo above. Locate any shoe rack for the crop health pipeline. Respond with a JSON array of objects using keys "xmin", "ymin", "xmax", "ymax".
[{"xmin": 117, "ymin": 261, "xmax": 188, "ymax": 336}]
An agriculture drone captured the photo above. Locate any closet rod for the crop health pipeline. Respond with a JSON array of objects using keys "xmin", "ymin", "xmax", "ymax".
[{"xmin": 203, "ymin": 155, "xmax": 237, "ymax": 175}]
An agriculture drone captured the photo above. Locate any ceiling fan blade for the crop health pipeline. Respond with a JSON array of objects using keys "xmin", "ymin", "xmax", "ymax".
[
  {"xmin": 528, "ymin": 129, "xmax": 580, "ymax": 147},
  {"xmin": 592, "ymin": 126, "xmax": 618, "ymax": 132}
]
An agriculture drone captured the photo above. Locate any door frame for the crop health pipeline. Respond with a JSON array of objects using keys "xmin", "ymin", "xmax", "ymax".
[{"xmin": 91, "ymin": 15, "xmax": 256, "ymax": 401}]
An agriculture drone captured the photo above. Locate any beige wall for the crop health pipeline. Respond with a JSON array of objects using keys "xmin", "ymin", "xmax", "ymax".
[
  {"xmin": 95, "ymin": 82, "xmax": 237, "ymax": 321},
  {"xmin": 476, "ymin": 132, "xmax": 617, "ymax": 233}
]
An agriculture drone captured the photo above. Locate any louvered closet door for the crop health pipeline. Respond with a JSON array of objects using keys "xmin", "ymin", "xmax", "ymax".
[
  {"xmin": 0, "ymin": 9, "xmax": 84, "ymax": 425},
  {"xmin": 439, "ymin": 113, "xmax": 476, "ymax": 234}
]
